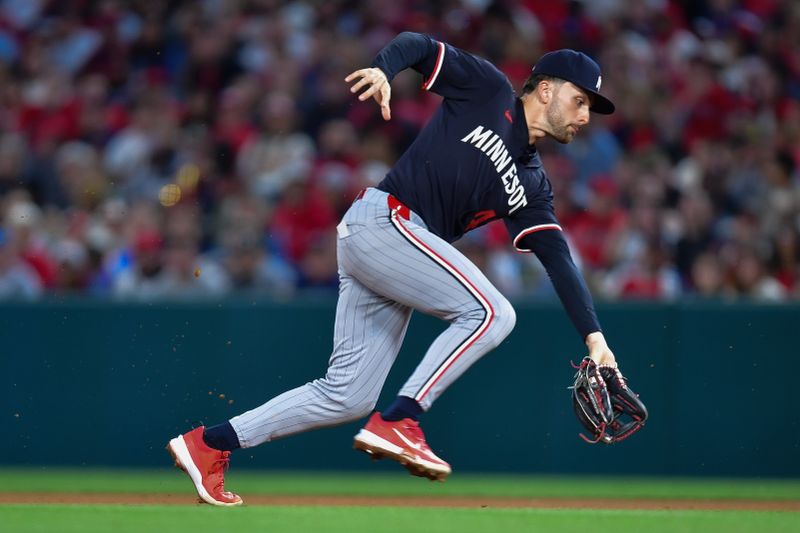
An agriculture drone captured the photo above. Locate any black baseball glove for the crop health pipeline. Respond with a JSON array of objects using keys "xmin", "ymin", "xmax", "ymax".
[{"xmin": 570, "ymin": 357, "xmax": 648, "ymax": 444}]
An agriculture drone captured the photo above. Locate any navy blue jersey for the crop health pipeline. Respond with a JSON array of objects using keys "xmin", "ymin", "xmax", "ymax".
[
  {"xmin": 371, "ymin": 32, "xmax": 601, "ymax": 338},
  {"xmin": 372, "ymin": 32, "xmax": 560, "ymax": 250}
]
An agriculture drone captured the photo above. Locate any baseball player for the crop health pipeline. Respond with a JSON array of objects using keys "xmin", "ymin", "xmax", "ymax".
[{"xmin": 168, "ymin": 32, "xmax": 619, "ymax": 506}]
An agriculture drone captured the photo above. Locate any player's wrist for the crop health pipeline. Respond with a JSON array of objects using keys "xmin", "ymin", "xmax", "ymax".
[
  {"xmin": 585, "ymin": 332, "xmax": 616, "ymax": 367},
  {"xmin": 584, "ymin": 331, "xmax": 606, "ymax": 348}
]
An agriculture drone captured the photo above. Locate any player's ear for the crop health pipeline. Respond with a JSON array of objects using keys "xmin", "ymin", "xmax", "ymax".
[{"xmin": 537, "ymin": 80, "xmax": 551, "ymax": 104}]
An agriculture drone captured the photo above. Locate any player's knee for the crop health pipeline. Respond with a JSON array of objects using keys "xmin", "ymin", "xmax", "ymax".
[
  {"xmin": 339, "ymin": 395, "xmax": 377, "ymax": 419},
  {"xmin": 488, "ymin": 297, "xmax": 516, "ymax": 345},
  {"xmin": 454, "ymin": 293, "xmax": 514, "ymax": 347},
  {"xmin": 311, "ymin": 377, "xmax": 376, "ymax": 419}
]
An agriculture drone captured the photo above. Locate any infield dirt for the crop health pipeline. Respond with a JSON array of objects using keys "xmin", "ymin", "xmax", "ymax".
[{"xmin": 1, "ymin": 493, "xmax": 798, "ymax": 511}]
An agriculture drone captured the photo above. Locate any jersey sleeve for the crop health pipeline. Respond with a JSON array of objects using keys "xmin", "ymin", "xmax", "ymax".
[
  {"xmin": 504, "ymin": 197, "xmax": 602, "ymax": 339},
  {"xmin": 371, "ymin": 32, "xmax": 508, "ymax": 102},
  {"xmin": 503, "ymin": 174, "xmax": 562, "ymax": 253},
  {"xmin": 504, "ymin": 204, "xmax": 562, "ymax": 252}
]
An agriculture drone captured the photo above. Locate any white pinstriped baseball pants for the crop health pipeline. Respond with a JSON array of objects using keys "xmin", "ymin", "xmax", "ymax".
[{"xmin": 230, "ymin": 188, "xmax": 516, "ymax": 448}]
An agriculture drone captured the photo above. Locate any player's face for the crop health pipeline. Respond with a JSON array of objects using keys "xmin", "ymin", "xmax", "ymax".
[{"xmin": 546, "ymin": 82, "xmax": 591, "ymax": 144}]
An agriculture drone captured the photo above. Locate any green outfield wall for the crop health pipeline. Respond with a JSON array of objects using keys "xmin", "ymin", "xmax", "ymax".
[{"xmin": 1, "ymin": 298, "xmax": 797, "ymax": 476}]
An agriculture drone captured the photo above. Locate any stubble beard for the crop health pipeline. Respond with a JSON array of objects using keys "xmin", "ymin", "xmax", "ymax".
[{"xmin": 546, "ymin": 99, "xmax": 575, "ymax": 144}]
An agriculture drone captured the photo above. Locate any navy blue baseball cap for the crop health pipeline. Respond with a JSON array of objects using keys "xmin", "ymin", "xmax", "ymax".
[{"xmin": 531, "ymin": 49, "xmax": 615, "ymax": 114}]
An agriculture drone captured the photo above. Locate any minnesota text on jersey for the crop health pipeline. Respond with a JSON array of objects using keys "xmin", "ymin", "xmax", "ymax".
[{"xmin": 461, "ymin": 125, "xmax": 527, "ymax": 214}]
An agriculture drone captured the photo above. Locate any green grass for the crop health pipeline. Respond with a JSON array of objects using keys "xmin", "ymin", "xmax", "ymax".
[
  {"xmin": 1, "ymin": 505, "xmax": 798, "ymax": 533},
  {"xmin": 1, "ymin": 468, "xmax": 799, "ymax": 501},
  {"xmin": 0, "ymin": 469, "xmax": 798, "ymax": 533}
]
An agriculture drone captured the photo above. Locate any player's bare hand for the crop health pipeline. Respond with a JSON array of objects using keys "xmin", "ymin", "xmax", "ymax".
[
  {"xmin": 585, "ymin": 331, "xmax": 617, "ymax": 368},
  {"xmin": 345, "ymin": 67, "xmax": 392, "ymax": 121}
]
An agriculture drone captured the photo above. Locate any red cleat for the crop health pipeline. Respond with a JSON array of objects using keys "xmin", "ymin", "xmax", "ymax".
[
  {"xmin": 167, "ymin": 426, "xmax": 243, "ymax": 506},
  {"xmin": 353, "ymin": 412, "xmax": 451, "ymax": 481}
]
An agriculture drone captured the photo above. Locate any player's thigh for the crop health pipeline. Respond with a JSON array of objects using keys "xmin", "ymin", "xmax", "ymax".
[
  {"xmin": 329, "ymin": 271, "xmax": 412, "ymax": 364},
  {"xmin": 340, "ymin": 218, "xmax": 503, "ymax": 320},
  {"xmin": 324, "ymin": 270, "xmax": 412, "ymax": 395}
]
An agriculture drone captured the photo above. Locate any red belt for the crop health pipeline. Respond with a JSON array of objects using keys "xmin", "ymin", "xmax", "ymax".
[
  {"xmin": 353, "ymin": 188, "xmax": 410, "ymax": 220},
  {"xmin": 387, "ymin": 194, "xmax": 410, "ymax": 220}
]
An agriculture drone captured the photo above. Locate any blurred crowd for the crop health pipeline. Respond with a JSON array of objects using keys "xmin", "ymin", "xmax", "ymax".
[{"xmin": 0, "ymin": 0, "xmax": 798, "ymax": 302}]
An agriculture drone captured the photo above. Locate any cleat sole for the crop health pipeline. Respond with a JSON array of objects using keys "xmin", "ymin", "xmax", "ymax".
[{"xmin": 353, "ymin": 433, "xmax": 450, "ymax": 482}]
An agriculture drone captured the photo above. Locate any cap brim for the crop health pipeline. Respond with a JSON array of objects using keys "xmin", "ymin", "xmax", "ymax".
[{"xmin": 587, "ymin": 90, "xmax": 615, "ymax": 114}]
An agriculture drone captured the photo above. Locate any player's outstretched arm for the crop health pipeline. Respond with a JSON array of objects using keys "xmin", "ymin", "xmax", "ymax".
[
  {"xmin": 523, "ymin": 229, "xmax": 616, "ymax": 367},
  {"xmin": 345, "ymin": 68, "xmax": 391, "ymax": 121},
  {"xmin": 357, "ymin": 31, "xmax": 507, "ymax": 112}
]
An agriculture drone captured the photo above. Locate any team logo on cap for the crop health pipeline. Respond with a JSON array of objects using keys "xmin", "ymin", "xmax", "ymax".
[{"xmin": 596, "ymin": 76, "xmax": 602, "ymax": 91}]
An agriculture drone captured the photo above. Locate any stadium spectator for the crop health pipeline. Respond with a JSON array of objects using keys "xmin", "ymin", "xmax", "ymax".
[
  {"xmin": 0, "ymin": 0, "xmax": 796, "ymax": 302},
  {"xmin": 0, "ymin": 228, "xmax": 43, "ymax": 299}
]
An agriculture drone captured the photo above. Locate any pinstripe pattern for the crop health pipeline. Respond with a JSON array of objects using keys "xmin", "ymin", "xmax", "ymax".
[
  {"xmin": 229, "ymin": 188, "xmax": 515, "ymax": 447},
  {"xmin": 230, "ymin": 273, "xmax": 412, "ymax": 447},
  {"xmin": 388, "ymin": 208, "xmax": 494, "ymax": 402}
]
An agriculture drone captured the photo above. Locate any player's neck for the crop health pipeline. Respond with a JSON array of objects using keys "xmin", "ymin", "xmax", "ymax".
[{"xmin": 519, "ymin": 94, "xmax": 550, "ymax": 145}]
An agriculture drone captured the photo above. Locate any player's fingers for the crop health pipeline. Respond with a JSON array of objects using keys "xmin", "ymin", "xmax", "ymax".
[
  {"xmin": 344, "ymin": 69, "xmax": 367, "ymax": 83},
  {"xmin": 349, "ymin": 76, "xmax": 371, "ymax": 94},
  {"xmin": 358, "ymin": 80, "xmax": 383, "ymax": 101},
  {"xmin": 380, "ymin": 86, "xmax": 391, "ymax": 121}
]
